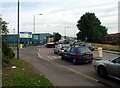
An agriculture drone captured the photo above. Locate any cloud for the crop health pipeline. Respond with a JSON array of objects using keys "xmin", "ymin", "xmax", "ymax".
[{"xmin": 1, "ymin": 0, "xmax": 119, "ymax": 36}]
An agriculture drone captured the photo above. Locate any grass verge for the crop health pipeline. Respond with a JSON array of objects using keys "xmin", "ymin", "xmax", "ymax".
[
  {"xmin": 90, "ymin": 43, "xmax": 120, "ymax": 52},
  {"xmin": 2, "ymin": 59, "xmax": 53, "ymax": 87}
]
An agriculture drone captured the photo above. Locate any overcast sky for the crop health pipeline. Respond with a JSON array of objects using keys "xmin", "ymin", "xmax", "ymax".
[{"xmin": 1, "ymin": 0, "xmax": 119, "ymax": 37}]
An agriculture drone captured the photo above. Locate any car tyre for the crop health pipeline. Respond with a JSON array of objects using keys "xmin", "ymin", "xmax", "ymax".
[
  {"xmin": 61, "ymin": 55, "xmax": 64, "ymax": 60},
  {"xmin": 73, "ymin": 59, "xmax": 77, "ymax": 65},
  {"xmin": 97, "ymin": 66, "xmax": 108, "ymax": 78}
]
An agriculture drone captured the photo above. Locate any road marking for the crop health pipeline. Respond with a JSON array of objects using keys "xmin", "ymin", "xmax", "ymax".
[{"xmin": 38, "ymin": 51, "xmax": 103, "ymax": 86}]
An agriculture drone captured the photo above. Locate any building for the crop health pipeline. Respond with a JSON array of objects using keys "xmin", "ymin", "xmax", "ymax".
[
  {"xmin": 103, "ymin": 33, "xmax": 120, "ymax": 43},
  {"xmin": 3, "ymin": 33, "xmax": 52, "ymax": 45}
]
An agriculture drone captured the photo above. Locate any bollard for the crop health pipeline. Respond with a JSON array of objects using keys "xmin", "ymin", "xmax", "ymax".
[
  {"xmin": 97, "ymin": 47, "xmax": 102, "ymax": 58},
  {"xmin": 20, "ymin": 44, "xmax": 22, "ymax": 48}
]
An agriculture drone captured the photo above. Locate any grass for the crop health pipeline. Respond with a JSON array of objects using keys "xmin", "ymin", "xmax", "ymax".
[
  {"xmin": 2, "ymin": 59, "xmax": 53, "ymax": 87},
  {"xmin": 90, "ymin": 43, "xmax": 120, "ymax": 52}
]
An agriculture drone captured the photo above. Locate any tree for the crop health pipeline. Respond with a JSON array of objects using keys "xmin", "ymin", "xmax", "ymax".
[
  {"xmin": 0, "ymin": 18, "xmax": 15, "ymax": 67},
  {"xmin": 53, "ymin": 32, "xmax": 61, "ymax": 42},
  {"xmin": 76, "ymin": 12, "xmax": 108, "ymax": 43},
  {"xmin": 0, "ymin": 18, "xmax": 9, "ymax": 34}
]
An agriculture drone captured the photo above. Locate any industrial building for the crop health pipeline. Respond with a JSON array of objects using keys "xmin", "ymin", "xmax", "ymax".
[{"xmin": 3, "ymin": 33, "xmax": 52, "ymax": 45}]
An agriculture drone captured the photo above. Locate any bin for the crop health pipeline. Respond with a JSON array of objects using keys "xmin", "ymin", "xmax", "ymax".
[{"xmin": 97, "ymin": 47, "xmax": 102, "ymax": 58}]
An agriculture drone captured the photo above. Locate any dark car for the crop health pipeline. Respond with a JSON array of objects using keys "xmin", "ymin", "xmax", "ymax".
[
  {"xmin": 80, "ymin": 43, "xmax": 94, "ymax": 51},
  {"xmin": 61, "ymin": 46, "xmax": 93, "ymax": 65}
]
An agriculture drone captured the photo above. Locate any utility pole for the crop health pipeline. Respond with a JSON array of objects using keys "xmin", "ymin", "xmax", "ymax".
[
  {"xmin": 13, "ymin": 29, "xmax": 15, "ymax": 50},
  {"xmin": 17, "ymin": 0, "xmax": 20, "ymax": 59}
]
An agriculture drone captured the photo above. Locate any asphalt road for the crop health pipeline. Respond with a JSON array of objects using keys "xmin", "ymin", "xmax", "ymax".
[{"xmin": 19, "ymin": 45, "xmax": 120, "ymax": 87}]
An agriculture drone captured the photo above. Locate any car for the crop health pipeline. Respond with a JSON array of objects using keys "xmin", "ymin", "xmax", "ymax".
[
  {"xmin": 54, "ymin": 44, "xmax": 70, "ymax": 55},
  {"xmin": 46, "ymin": 42, "xmax": 55, "ymax": 48},
  {"xmin": 61, "ymin": 46, "xmax": 93, "ymax": 65},
  {"xmin": 80, "ymin": 43, "xmax": 94, "ymax": 51},
  {"xmin": 94, "ymin": 57, "xmax": 120, "ymax": 79}
]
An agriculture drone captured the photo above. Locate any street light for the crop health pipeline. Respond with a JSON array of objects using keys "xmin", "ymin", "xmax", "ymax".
[
  {"xmin": 13, "ymin": 29, "xmax": 15, "ymax": 50},
  {"xmin": 64, "ymin": 27, "xmax": 69, "ymax": 39},
  {"xmin": 33, "ymin": 14, "xmax": 43, "ymax": 34},
  {"xmin": 17, "ymin": 0, "xmax": 20, "ymax": 59}
]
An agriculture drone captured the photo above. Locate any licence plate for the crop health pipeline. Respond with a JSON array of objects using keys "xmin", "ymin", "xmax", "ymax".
[{"xmin": 83, "ymin": 55, "xmax": 89, "ymax": 57}]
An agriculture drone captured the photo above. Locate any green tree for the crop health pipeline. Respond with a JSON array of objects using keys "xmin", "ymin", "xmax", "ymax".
[
  {"xmin": 54, "ymin": 32, "xmax": 61, "ymax": 42},
  {"xmin": 0, "ymin": 18, "xmax": 15, "ymax": 67},
  {"xmin": 76, "ymin": 12, "xmax": 108, "ymax": 43}
]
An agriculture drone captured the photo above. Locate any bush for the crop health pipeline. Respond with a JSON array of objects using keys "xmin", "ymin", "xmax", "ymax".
[
  {"xmin": 111, "ymin": 41, "xmax": 120, "ymax": 45},
  {"xmin": 2, "ymin": 53, "xmax": 11, "ymax": 67},
  {"xmin": 2, "ymin": 42, "xmax": 15, "ymax": 59},
  {"xmin": 2, "ymin": 42, "xmax": 15, "ymax": 67}
]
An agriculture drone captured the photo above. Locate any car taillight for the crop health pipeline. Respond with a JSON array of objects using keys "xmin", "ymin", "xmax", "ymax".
[
  {"xmin": 61, "ymin": 47, "xmax": 64, "ymax": 50},
  {"xmin": 76, "ymin": 54, "xmax": 80, "ymax": 58},
  {"xmin": 92, "ymin": 53, "xmax": 93, "ymax": 56}
]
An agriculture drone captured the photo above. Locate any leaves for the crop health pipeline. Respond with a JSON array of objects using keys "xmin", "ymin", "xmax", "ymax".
[{"xmin": 76, "ymin": 12, "xmax": 107, "ymax": 43}]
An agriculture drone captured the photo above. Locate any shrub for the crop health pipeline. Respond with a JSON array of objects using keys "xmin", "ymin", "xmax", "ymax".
[
  {"xmin": 111, "ymin": 41, "xmax": 120, "ymax": 45},
  {"xmin": 2, "ymin": 42, "xmax": 15, "ymax": 67}
]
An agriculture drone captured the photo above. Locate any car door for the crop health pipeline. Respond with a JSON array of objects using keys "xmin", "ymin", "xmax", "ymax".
[
  {"xmin": 64, "ymin": 47, "xmax": 71, "ymax": 60},
  {"xmin": 114, "ymin": 57, "xmax": 120, "ymax": 78},
  {"xmin": 69, "ymin": 47, "xmax": 76, "ymax": 61},
  {"xmin": 107, "ymin": 57, "xmax": 120, "ymax": 77}
]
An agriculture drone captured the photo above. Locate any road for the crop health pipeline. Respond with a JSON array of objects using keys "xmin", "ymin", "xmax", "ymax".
[{"xmin": 19, "ymin": 45, "xmax": 120, "ymax": 87}]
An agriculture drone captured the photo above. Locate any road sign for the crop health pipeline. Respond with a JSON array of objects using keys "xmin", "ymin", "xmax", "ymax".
[
  {"xmin": 20, "ymin": 32, "xmax": 32, "ymax": 38},
  {"xmin": 34, "ymin": 35, "xmax": 38, "ymax": 40}
]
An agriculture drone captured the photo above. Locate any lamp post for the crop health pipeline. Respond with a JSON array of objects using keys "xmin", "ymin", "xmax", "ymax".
[
  {"xmin": 64, "ymin": 27, "xmax": 69, "ymax": 39},
  {"xmin": 17, "ymin": 0, "xmax": 20, "ymax": 59},
  {"xmin": 13, "ymin": 29, "xmax": 15, "ymax": 50},
  {"xmin": 33, "ymin": 14, "xmax": 43, "ymax": 34},
  {"xmin": 33, "ymin": 14, "xmax": 42, "ymax": 45}
]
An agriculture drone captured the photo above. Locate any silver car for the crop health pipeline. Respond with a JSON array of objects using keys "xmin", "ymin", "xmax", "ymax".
[
  {"xmin": 54, "ymin": 44, "xmax": 70, "ymax": 55},
  {"xmin": 94, "ymin": 57, "xmax": 120, "ymax": 79}
]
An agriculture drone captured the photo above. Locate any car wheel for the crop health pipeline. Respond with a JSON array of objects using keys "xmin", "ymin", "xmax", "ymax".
[
  {"xmin": 61, "ymin": 55, "xmax": 64, "ymax": 60},
  {"xmin": 72, "ymin": 59, "xmax": 77, "ymax": 65},
  {"xmin": 97, "ymin": 66, "xmax": 108, "ymax": 78},
  {"xmin": 54, "ymin": 50, "xmax": 56, "ymax": 54},
  {"xmin": 58, "ymin": 51, "xmax": 60, "ymax": 55}
]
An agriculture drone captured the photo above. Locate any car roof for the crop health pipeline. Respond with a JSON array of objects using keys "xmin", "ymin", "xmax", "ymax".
[{"xmin": 71, "ymin": 46, "xmax": 84, "ymax": 48}]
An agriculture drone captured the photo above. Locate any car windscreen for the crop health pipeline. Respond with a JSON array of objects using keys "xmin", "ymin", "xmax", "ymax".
[
  {"xmin": 77, "ymin": 47, "xmax": 91, "ymax": 53},
  {"xmin": 62, "ymin": 44, "xmax": 70, "ymax": 48}
]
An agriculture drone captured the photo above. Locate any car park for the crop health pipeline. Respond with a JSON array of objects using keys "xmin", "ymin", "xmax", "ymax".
[
  {"xmin": 54, "ymin": 44, "xmax": 70, "ymax": 55},
  {"xmin": 80, "ymin": 43, "xmax": 94, "ymax": 51},
  {"xmin": 94, "ymin": 57, "xmax": 120, "ymax": 79},
  {"xmin": 61, "ymin": 46, "xmax": 93, "ymax": 65}
]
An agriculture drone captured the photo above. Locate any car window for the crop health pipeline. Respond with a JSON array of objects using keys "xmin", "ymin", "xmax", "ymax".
[
  {"xmin": 112, "ymin": 57, "xmax": 120, "ymax": 64},
  {"xmin": 115, "ymin": 57, "xmax": 120, "ymax": 64},
  {"xmin": 65, "ymin": 47, "xmax": 71, "ymax": 52},
  {"xmin": 77, "ymin": 47, "xmax": 91, "ymax": 53},
  {"xmin": 62, "ymin": 44, "xmax": 70, "ymax": 48},
  {"xmin": 70, "ymin": 47, "xmax": 74, "ymax": 52}
]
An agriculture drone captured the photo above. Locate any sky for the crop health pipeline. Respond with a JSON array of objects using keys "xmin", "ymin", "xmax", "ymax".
[{"xmin": 1, "ymin": 0, "xmax": 119, "ymax": 37}]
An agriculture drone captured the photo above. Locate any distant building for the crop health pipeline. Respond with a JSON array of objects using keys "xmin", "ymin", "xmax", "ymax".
[
  {"xmin": 103, "ymin": 33, "xmax": 120, "ymax": 43},
  {"xmin": 3, "ymin": 33, "xmax": 52, "ymax": 45}
]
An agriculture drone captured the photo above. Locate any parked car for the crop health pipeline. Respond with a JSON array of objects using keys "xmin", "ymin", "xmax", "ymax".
[
  {"xmin": 46, "ymin": 42, "xmax": 55, "ymax": 48},
  {"xmin": 61, "ymin": 46, "xmax": 93, "ymax": 65},
  {"xmin": 54, "ymin": 44, "xmax": 70, "ymax": 55},
  {"xmin": 94, "ymin": 57, "xmax": 120, "ymax": 79},
  {"xmin": 80, "ymin": 43, "xmax": 94, "ymax": 51}
]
